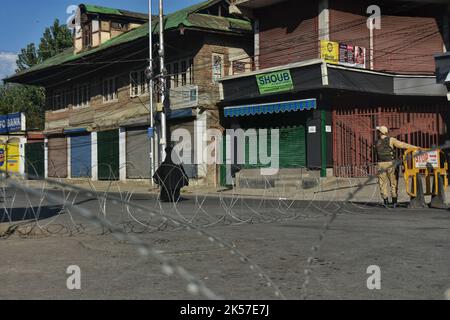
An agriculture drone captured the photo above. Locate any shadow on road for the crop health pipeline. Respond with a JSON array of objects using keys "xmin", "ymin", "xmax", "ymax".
[{"xmin": 0, "ymin": 205, "xmax": 64, "ymax": 223}]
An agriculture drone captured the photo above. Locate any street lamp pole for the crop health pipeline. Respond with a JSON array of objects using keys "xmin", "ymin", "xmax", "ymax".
[
  {"xmin": 159, "ymin": 0, "xmax": 167, "ymax": 161},
  {"xmin": 148, "ymin": 0, "xmax": 155, "ymax": 185}
]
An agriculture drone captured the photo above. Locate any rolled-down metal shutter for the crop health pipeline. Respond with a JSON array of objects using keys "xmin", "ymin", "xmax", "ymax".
[
  {"xmin": 126, "ymin": 127, "xmax": 151, "ymax": 179},
  {"xmin": 48, "ymin": 137, "xmax": 68, "ymax": 178},
  {"xmin": 169, "ymin": 121, "xmax": 197, "ymax": 178},
  {"xmin": 279, "ymin": 126, "xmax": 306, "ymax": 168},
  {"xmin": 70, "ymin": 134, "xmax": 92, "ymax": 178},
  {"xmin": 25, "ymin": 142, "xmax": 45, "ymax": 179},
  {"xmin": 242, "ymin": 126, "xmax": 306, "ymax": 169},
  {"xmin": 97, "ymin": 130, "xmax": 119, "ymax": 180}
]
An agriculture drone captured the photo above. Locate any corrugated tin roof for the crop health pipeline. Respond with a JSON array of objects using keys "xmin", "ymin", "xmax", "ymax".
[
  {"xmin": 5, "ymin": 0, "xmax": 251, "ymax": 83},
  {"xmin": 82, "ymin": 4, "xmax": 149, "ymax": 21}
]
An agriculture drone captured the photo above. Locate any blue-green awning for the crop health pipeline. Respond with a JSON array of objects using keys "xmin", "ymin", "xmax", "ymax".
[{"xmin": 224, "ymin": 99, "xmax": 316, "ymax": 118}]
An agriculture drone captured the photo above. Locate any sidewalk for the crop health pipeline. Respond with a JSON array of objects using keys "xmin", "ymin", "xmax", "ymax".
[{"xmin": 13, "ymin": 175, "xmax": 449, "ymax": 204}]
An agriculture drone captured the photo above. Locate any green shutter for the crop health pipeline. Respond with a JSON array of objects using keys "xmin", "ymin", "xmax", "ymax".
[
  {"xmin": 279, "ymin": 126, "xmax": 306, "ymax": 168},
  {"xmin": 97, "ymin": 130, "xmax": 119, "ymax": 180},
  {"xmin": 25, "ymin": 142, "xmax": 45, "ymax": 179},
  {"xmin": 242, "ymin": 126, "xmax": 306, "ymax": 169}
]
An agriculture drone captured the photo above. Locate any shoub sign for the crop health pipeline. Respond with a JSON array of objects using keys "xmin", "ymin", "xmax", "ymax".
[
  {"xmin": 0, "ymin": 113, "xmax": 26, "ymax": 134},
  {"xmin": 414, "ymin": 150, "xmax": 439, "ymax": 169},
  {"xmin": 256, "ymin": 70, "xmax": 294, "ymax": 95}
]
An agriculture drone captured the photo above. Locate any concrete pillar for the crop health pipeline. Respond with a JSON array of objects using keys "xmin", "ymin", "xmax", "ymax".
[
  {"xmin": 318, "ymin": 0, "xmax": 330, "ymax": 41},
  {"xmin": 196, "ymin": 109, "xmax": 207, "ymax": 178},
  {"xmin": 91, "ymin": 132, "xmax": 98, "ymax": 181},
  {"xmin": 19, "ymin": 137, "xmax": 26, "ymax": 176},
  {"xmin": 119, "ymin": 127, "xmax": 127, "ymax": 181},
  {"xmin": 67, "ymin": 136, "xmax": 71, "ymax": 179},
  {"xmin": 44, "ymin": 138, "xmax": 48, "ymax": 179}
]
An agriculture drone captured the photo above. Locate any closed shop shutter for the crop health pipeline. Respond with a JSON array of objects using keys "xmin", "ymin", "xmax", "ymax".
[
  {"xmin": 126, "ymin": 127, "xmax": 151, "ymax": 179},
  {"xmin": 279, "ymin": 126, "xmax": 306, "ymax": 168},
  {"xmin": 97, "ymin": 130, "xmax": 119, "ymax": 180},
  {"xmin": 70, "ymin": 134, "xmax": 92, "ymax": 178},
  {"xmin": 25, "ymin": 142, "xmax": 45, "ymax": 179},
  {"xmin": 169, "ymin": 121, "xmax": 197, "ymax": 179},
  {"xmin": 48, "ymin": 137, "xmax": 68, "ymax": 178},
  {"xmin": 242, "ymin": 126, "xmax": 306, "ymax": 169}
]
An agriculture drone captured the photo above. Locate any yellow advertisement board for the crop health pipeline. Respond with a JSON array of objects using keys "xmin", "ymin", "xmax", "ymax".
[
  {"xmin": 0, "ymin": 143, "xmax": 21, "ymax": 173},
  {"xmin": 320, "ymin": 40, "xmax": 339, "ymax": 64}
]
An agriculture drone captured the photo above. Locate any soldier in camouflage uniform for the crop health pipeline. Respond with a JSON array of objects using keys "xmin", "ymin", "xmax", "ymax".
[{"xmin": 376, "ymin": 126, "xmax": 418, "ymax": 208}]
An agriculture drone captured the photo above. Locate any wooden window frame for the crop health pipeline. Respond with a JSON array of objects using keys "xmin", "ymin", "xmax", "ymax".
[{"xmin": 103, "ymin": 77, "xmax": 118, "ymax": 103}]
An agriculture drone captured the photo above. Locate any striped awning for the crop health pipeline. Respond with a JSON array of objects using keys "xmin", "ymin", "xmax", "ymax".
[{"xmin": 224, "ymin": 99, "xmax": 316, "ymax": 117}]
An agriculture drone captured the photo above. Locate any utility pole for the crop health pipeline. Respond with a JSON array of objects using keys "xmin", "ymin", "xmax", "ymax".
[
  {"xmin": 148, "ymin": 0, "xmax": 155, "ymax": 185},
  {"xmin": 158, "ymin": 0, "xmax": 167, "ymax": 161}
]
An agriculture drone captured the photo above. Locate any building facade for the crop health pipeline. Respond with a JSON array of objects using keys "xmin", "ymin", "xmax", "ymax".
[
  {"xmin": 219, "ymin": 0, "xmax": 450, "ymax": 184},
  {"xmin": 5, "ymin": 0, "xmax": 253, "ymax": 186}
]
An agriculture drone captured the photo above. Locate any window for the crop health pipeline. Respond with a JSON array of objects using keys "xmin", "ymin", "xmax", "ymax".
[
  {"xmin": 166, "ymin": 58, "xmax": 194, "ymax": 88},
  {"xmin": 74, "ymin": 84, "xmax": 90, "ymax": 108},
  {"xmin": 173, "ymin": 62, "xmax": 179, "ymax": 88},
  {"xmin": 212, "ymin": 54, "xmax": 224, "ymax": 82},
  {"xmin": 166, "ymin": 64, "xmax": 172, "ymax": 89},
  {"xmin": 103, "ymin": 77, "xmax": 118, "ymax": 103},
  {"xmin": 111, "ymin": 22, "xmax": 128, "ymax": 31},
  {"xmin": 130, "ymin": 71, "xmax": 149, "ymax": 97},
  {"xmin": 83, "ymin": 23, "xmax": 92, "ymax": 49},
  {"xmin": 181, "ymin": 61, "xmax": 187, "ymax": 86},
  {"xmin": 52, "ymin": 90, "xmax": 67, "ymax": 110}
]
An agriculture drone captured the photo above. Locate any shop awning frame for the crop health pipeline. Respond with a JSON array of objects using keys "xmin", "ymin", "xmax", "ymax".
[{"xmin": 224, "ymin": 98, "xmax": 317, "ymax": 118}]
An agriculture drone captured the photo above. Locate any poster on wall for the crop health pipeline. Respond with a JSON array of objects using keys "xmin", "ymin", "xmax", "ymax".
[
  {"xmin": 339, "ymin": 43, "xmax": 355, "ymax": 66},
  {"xmin": 321, "ymin": 40, "xmax": 366, "ymax": 69},
  {"xmin": 354, "ymin": 46, "xmax": 366, "ymax": 68},
  {"xmin": 320, "ymin": 40, "xmax": 339, "ymax": 64}
]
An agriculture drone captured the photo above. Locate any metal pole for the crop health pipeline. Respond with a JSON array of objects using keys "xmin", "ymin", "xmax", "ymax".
[
  {"xmin": 159, "ymin": 0, "xmax": 167, "ymax": 161},
  {"xmin": 148, "ymin": 0, "xmax": 155, "ymax": 186}
]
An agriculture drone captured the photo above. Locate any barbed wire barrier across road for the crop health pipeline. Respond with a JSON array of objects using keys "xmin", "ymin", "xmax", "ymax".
[{"xmin": 1, "ymin": 145, "xmax": 449, "ymax": 300}]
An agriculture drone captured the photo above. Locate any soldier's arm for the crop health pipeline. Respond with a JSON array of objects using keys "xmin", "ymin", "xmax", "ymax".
[{"xmin": 390, "ymin": 137, "xmax": 417, "ymax": 150}]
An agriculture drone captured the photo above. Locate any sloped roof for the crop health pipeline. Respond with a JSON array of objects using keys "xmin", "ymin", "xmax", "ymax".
[
  {"xmin": 81, "ymin": 4, "xmax": 149, "ymax": 21},
  {"xmin": 5, "ymin": 0, "xmax": 251, "ymax": 83}
]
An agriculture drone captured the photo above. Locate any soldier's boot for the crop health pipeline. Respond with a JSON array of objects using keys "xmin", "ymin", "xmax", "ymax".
[
  {"xmin": 382, "ymin": 198, "xmax": 389, "ymax": 208},
  {"xmin": 392, "ymin": 197, "xmax": 398, "ymax": 208}
]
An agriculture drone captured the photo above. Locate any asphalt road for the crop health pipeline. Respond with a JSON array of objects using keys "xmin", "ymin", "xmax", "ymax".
[{"xmin": 0, "ymin": 187, "xmax": 449, "ymax": 300}]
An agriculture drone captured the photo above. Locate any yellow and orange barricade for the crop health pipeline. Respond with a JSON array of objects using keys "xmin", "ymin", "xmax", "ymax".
[{"xmin": 403, "ymin": 148, "xmax": 448, "ymax": 208}]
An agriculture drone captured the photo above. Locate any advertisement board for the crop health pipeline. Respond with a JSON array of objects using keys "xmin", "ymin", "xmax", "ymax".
[
  {"xmin": 414, "ymin": 150, "xmax": 439, "ymax": 169},
  {"xmin": 321, "ymin": 40, "xmax": 366, "ymax": 69},
  {"xmin": 169, "ymin": 85, "xmax": 199, "ymax": 110},
  {"xmin": 320, "ymin": 40, "xmax": 339, "ymax": 64},
  {"xmin": 0, "ymin": 142, "xmax": 21, "ymax": 173},
  {"xmin": 256, "ymin": 70, "xmax": 294, "ymax": 94},
  {"xmin": 0, "ymin": 112, "xmax": 26, "ymax": 134}
]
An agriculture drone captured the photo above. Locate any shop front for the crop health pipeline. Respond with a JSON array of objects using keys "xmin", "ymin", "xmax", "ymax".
[
  {"xmin": 65, "ymin": 128, "xmax": 92, "ymax": 179},
  {"xmin": 97, "ymin": 129, "xmax": 120, "ymax": 181},
  {"xmin": 219, "ymin": 59, "xmax": 449, "ymax": 179}
]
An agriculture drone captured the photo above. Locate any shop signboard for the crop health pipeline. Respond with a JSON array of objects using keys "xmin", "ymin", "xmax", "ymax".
[
  {"xmin": 256, "ymin": 70, "xmax": 294, "ymax": 94},
  {"xmin": 0, "ymin": 112, "xmax": 26, "ymax": 134}
]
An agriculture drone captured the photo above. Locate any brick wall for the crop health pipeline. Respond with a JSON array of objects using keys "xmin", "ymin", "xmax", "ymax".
[{"xmin": 256, "ymin": 0, "xmax": 319, "ymax": 69}]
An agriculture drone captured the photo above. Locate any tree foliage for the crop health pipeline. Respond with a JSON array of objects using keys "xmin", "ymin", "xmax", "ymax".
[
  {"xmin": 4, "ymin": 19, "xmax": 72, "ymax": 130},
  {"xmin": 16, "ymin": 19, "xmax": 72, "ymax": 72},
  {"xmin": 0, "ymin": 84, "xmax": 45, "ymax": 130}
]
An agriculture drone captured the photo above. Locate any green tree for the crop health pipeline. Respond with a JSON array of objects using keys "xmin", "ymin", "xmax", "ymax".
[
  {"xmin": 16, "ymin": 43, "xmax": 40, "ymax": 72},
  {"xmin": 6, "ymin": 19, "xmax": 73, "ymax": 130},
  {"xmin": 16, "ymin": 19, "xmax": 72, "ymax": 71},
  {"xmin": 0, "ymin": 84, "xmax": 45, "ymax": 130},
  {"xmin": 38, "ymin": 19, "xmax": 73, "ymax": 61}
]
